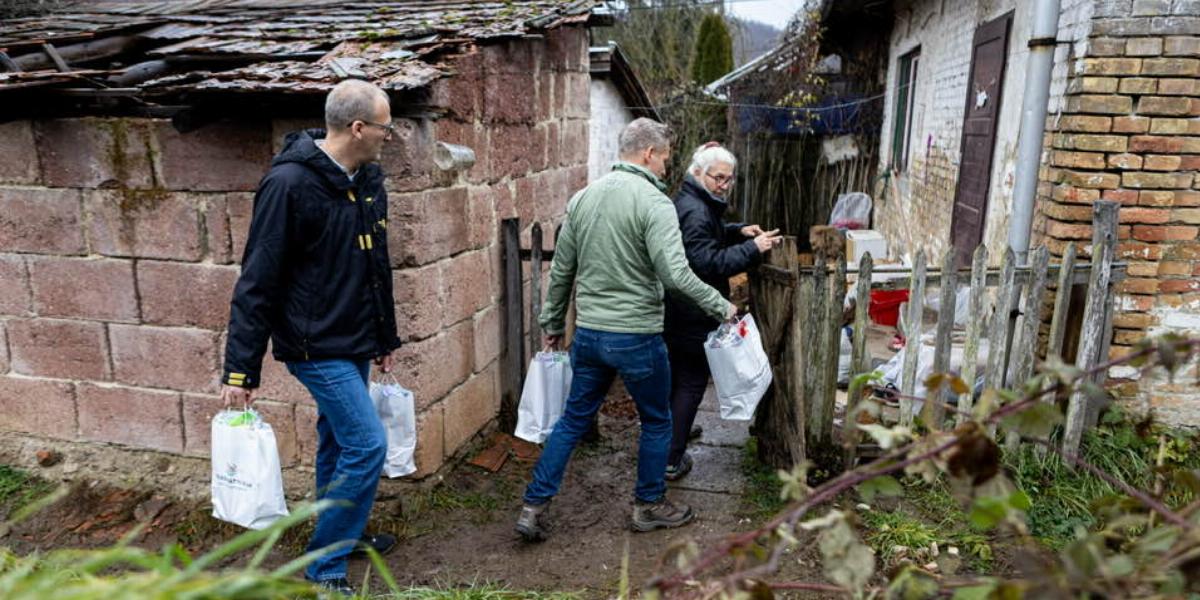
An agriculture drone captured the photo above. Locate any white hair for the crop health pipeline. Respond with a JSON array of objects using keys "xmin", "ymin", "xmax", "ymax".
[
  {"xmin": 688, "ymin": 144, "xmax": 737, "ymax": 177},
  {"xmin": 324, "ymin": 79, "xmax": 389, "ymax": 130}
]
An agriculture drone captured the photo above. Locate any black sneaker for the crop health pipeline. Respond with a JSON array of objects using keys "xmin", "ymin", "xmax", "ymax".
[
  {"xmin": 349, "ymin": 532, "xmax": 397, "ymax": 558},
  {"xmin": 664, "ymin": 453, "xmax": 693, "ymax": 481},
  {"xmin": 309, "ymin": 576, "xmax": 354, "ymax": 596},
  {"xmin": 631, "ymin": 496, "xmax": 695, "ymax": 532},
  {"xmin": 515, "ymin": 502, "xmax": 550, "ymax": 542}
]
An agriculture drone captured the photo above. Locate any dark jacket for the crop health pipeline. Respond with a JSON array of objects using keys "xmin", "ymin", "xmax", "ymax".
[
  {"xmin": 221, "ymin": 129, "xmax": 401, "ymax": 389},
  {"xmin": 664, "ymin": 175, "xmax": 761, "ymax": 345}
]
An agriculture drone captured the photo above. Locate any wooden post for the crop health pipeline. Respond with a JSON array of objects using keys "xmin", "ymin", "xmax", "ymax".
[
  {"xmin": 957, "ymin": 245, "xmax": 989, "ymax": 426},
  {"xmin": 785, "ymin": 238, "xmax": 807, "ymax": 466},
  {"xmin": 850, "ymin": 253, "xmax": 874, "ymax": 377},
  {"xmin": 500, "ymin": 218, "xmax": 525, "ymax": 432},
  {"xmin": 1046, "ymin": 242, "xmax": 1077, "ymax": 361},
  {"xmin": 842, "ymin": 253, "xmax": 874, "ymax": 467},
  {"xmin": 807, "ymin": 255, "xmax": 830, "ymax": 443},
  {"xmin": 925, "ymin": 249, "xmax": 958, "ymax": 431},
  {"xmin": 820, "ymin": 253, "xmax": 846, "ymax": 445},
  {"xmin": 529, "ymin": 223, "xmax": 543, "ymax": 355},
  {"xmin": 899, "ymin": 250, "xmax": 927, "ymax": 427},
  {"xmin": 1063, "ymin": 201, "xmax": 1118, "ymax": 458},
  {"xmin": 985, "ymin": 249, "xmax": 1017, "ymax": 390},
  {"xmin": 1006, "ymin": 246, "xmax": 1050, "ymax": 451},
  {"xmin": 751, "ymin": 236, "xmax": 804, "ymax": 468}
]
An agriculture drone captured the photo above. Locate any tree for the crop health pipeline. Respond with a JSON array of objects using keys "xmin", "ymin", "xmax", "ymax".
[{"xmin": 691, "ymin": 12, "xmax": 734, "ymax": 86}]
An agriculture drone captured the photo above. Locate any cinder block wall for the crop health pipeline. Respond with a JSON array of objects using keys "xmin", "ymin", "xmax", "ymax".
[
  {"xmin": 1035, "ymin": 0, "xmax": 1200, "ymax": 425},
  {"xmin": 0, "ymin": 25, "xmax": 591, "ymax": 485}
]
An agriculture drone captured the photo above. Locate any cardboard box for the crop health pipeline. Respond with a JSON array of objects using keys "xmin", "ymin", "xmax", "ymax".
[{"xmin": 846, "ymin": 230, "xmax": 887, "ymax": 264}]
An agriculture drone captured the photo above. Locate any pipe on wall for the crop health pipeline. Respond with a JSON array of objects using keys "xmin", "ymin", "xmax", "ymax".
[{"xmin": 1007, "ymin": 0, "xmax": 1063, "ymax": 263}]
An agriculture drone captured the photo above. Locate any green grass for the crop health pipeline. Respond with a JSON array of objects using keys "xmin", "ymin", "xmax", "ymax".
[
  {"xmin": 739, "ymin": 438, "xmax": 788, "ymax": 520},
  {"xmin": 1, "ymin": 499, "xmax": 583, "ymax": 600},
  {"xmin": 1006, "ymin": 409, "xmax": 1200, "ymax": 550},
  {"xmin": 386, "ymin": 584, "xmax": 582, "ymax": 600},
  {"xmin": 857, "ymin": 479, "xmax": 993, "ymax": 571},
  {"xmin": 0, "ymin": 465, "xmax": 55, "ymax": 517}
]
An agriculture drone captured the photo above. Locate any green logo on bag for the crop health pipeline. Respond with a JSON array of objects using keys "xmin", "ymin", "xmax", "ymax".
[{"xmin": 226, "ymin": 462, "xmax": 238, "ymax": 477}]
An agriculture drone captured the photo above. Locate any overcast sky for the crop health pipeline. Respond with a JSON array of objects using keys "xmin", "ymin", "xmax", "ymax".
[{"xmin": 725, "ymin": 0, "xmax": 809, "ymax": 30}]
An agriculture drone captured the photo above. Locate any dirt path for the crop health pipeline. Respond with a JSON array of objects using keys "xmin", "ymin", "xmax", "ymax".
[{"xmin": 367, "ymin": 388, "xmax": 818, "ymax": 596}]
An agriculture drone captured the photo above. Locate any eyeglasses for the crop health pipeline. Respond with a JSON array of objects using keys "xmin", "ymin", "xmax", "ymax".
[
  {"xmin": 704, "ymin": 171, "xmax": 734, "ymax": 186},
  {"xmin": 353, "ymin": 120, "xmax": 396, "ymax": 136}
]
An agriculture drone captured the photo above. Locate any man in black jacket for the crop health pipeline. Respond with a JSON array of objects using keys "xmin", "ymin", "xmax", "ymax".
[
  {"xmin": 663, "ymin": 142, "xmax": 780, "ymax": 480},
  {"xmin": 220, "ymin": 79, "xmax": 401, "ymax": 594}
]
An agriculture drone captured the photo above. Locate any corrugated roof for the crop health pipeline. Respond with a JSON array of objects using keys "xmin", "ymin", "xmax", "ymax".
[{"xmin": 0, "ymin": 1, "xmax": 595, "ymax": 96}]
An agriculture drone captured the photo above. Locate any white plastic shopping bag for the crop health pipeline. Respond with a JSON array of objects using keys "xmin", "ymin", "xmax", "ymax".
[
  {"xmin": 210, "ymin": 409, "xmax": 289, "ymax": 529},
  {"xmin": 514, "ymin": 351, "xmax": 573, "ymax": 444},
  {"xmin": 370, "ymin": 376, "xmax": 417, "ymax": 478},
  {"xmin": 704, "ymin": 314, "xmax": 773, "ymax": 421}
]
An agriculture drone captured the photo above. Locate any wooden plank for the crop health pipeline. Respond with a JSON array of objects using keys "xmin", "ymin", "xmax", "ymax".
[
  {"xmin": 957, "ymin": 245, "xmax": 989, "ymax": 426},
  {"xmin": 819, "ymin": 253, "xmax": 846, "ymax": 445},
  {"xmin": 807, "ymin": 254, "xmax": 830, "ymax": 444},
  {"xmin": 784, "ymin": 237, "xmax": 807, "ymax": 466},
  {"xmin": 529, "ymin": 223, "xmax": 543, "ymax": 354},
  {"xmin": 1006, "ymin": 246, "xmax": 1050, "ymax": 451},
  {"xmin": 500, "ymin": 218, "xmax": 525, "ymax": 433},
  {"xmin": 985, "ymin": 248, "xmax": 1017, "ymax": 391},
  {"xmin": 924, "ymin": 249, "xmax": 958, "ymax": 431},
  {"xmin": 984, "ymin": 248, "xmax": 1016, "ymax": 437},
  {"xmin": 1064, "ymin": 201, "xmax": 1119, "ymax": 457},
  {"xmin": 899, "ymin": 250, "xmax": 927, "ymax": 427},
  {"xmin": 850, "ymin": 254, "xmax": 873, "ymax": 377},
  {"xmin": 1087, "ymin": 280, "xmax": 1118, "ymax": 428},
  {"xmin": 1046, "ymin": 242, "xmax": 1077, "ymax": 361}
]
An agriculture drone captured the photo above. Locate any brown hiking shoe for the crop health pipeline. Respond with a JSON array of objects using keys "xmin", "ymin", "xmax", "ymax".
[
  {"xmin": 515, "ymin": 502, "xmax": 550, "ymax": 542},
  {"xmin": 631, "ymin": 496, "xmax": 695, "ymax": 532}
]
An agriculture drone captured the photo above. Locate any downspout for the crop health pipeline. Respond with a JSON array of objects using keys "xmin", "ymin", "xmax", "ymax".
[{"xmin": 1007, "ymin": 0, "xmax": 1063, "ymax": 264}]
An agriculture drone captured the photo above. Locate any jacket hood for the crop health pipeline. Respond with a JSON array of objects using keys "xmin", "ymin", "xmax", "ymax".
[{"xmin": 273, "ymin": 128, "xmax": 382, "ymax": 190}]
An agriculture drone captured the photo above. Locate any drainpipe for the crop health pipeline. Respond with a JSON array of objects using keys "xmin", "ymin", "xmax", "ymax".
[{"xmin": 1007, "ymin": 0, "xmax": 1063, "ymax": 264}]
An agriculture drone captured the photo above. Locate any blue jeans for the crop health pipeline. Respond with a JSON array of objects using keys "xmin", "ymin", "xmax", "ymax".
[
  {"xmin": 286, "ymin": 358, "xmax": 386, "ymax": 582},
  {"xmin": 524, "ymin": 328, "xmax": 672, "ymax": 505}
]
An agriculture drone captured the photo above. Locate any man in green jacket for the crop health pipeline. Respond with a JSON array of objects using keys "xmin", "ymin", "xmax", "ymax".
[{"xmin": 516, "ymin": 118, "xmax": 735, "ymax": 541}]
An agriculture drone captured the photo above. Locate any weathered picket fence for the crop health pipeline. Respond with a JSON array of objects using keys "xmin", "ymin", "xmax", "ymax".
[{"xmin": 749, "ymin": 201, "xmax": 1127, "ymax": 472}]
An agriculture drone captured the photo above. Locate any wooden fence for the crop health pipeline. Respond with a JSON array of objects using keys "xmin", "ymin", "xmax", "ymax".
[
  {"xmin": 749, "ymin": 201, "xmax": 1127, "ymax": 472},
  {"xmin": 498, "ymin": 218, "xmax": 562, "ymax": 432}
]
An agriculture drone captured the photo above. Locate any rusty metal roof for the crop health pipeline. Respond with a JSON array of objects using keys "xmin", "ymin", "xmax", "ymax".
[{"xmin": 0, "ymin": 1, "xmax": 596, "ymax": 96}]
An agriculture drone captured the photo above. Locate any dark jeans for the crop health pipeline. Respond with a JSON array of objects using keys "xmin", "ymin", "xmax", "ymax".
[
  {"xmin": 666, "ymin": 338, "xmax": 711, "ymax": 466},
  {"xmin": 523, "ymin": 327, "xmax": 672, "ymax": 505},
  {"xmin": 286, "ymin": 358, "xmax": 386, "ymax": 582}
]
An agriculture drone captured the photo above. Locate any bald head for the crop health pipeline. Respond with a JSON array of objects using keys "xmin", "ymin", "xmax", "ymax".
[{"xmin": 324, "ymin": 79, "xmax": 390, "ymax": 131}]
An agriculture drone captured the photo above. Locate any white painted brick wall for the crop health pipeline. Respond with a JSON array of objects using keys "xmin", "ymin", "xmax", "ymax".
[
  {"xmin": 875, "ymin": 0, "xmax": 1094, "ymax": 262},
  {"xmin": 588, "ymin": 79, "xmax": 635, "ymax": 182}
]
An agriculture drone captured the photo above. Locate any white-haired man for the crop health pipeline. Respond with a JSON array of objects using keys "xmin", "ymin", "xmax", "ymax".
[
  {"xmin": 221, "ymin": 79, "xmax": 401, "ymax": 594},
  {"xmin": 663, "ymin": 142, "xmax": 780, "ymax": 480},
  {"xmin": 516, "ymin": 119, "xmax": 737, "ymax": 541}
]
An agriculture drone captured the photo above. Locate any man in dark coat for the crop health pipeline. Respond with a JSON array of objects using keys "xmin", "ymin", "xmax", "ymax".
[
  {"xmin": 220, "ymin": 79, "xmax": 401, "ymax": 595},
  {"xmin": 663, "ymin": 142, "xmax": 780, "ymax": 480}
]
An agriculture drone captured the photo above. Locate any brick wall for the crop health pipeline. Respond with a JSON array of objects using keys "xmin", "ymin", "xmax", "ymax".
[
  {"xmin": 875, "ymin": 0, "xmax": 1095, "ymax": 262},
  {"xmin": 1035, "ymin": 0, "xmax": 1200, "ymax": 426},
  {"xmin": 0, "ymin": 25, "xmax": 591, "ymax": 482}
]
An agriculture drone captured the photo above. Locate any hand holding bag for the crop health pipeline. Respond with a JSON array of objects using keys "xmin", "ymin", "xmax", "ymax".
[
  {"xmin": 211, "ymin": 408, "xmax": 289, "ymax": 529},
  {"xmin": 514, "ymin": 351, "xmax": 573, "ymax": 444}
]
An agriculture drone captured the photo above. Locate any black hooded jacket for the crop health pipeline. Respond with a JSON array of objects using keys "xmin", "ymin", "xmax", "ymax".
[
  {"xmin": 221, "ymin": 129, "xmax": 401, "ymax": 389},
  {"xmin": 663, "ymin": 175, "xmax": 761, "ymax": 346}
]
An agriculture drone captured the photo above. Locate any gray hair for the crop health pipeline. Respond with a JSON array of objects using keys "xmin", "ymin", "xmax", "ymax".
[
  {"xmin": 618, "ymin": 117, "xmax": 672, "ymax": 156},
  {"xmin": 689, "ymin": 144, "xmax": 737, "ymax": 177},
  {"xmin": 324, "ymin": 79, "xmax": 389, "ymax": 130}
]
